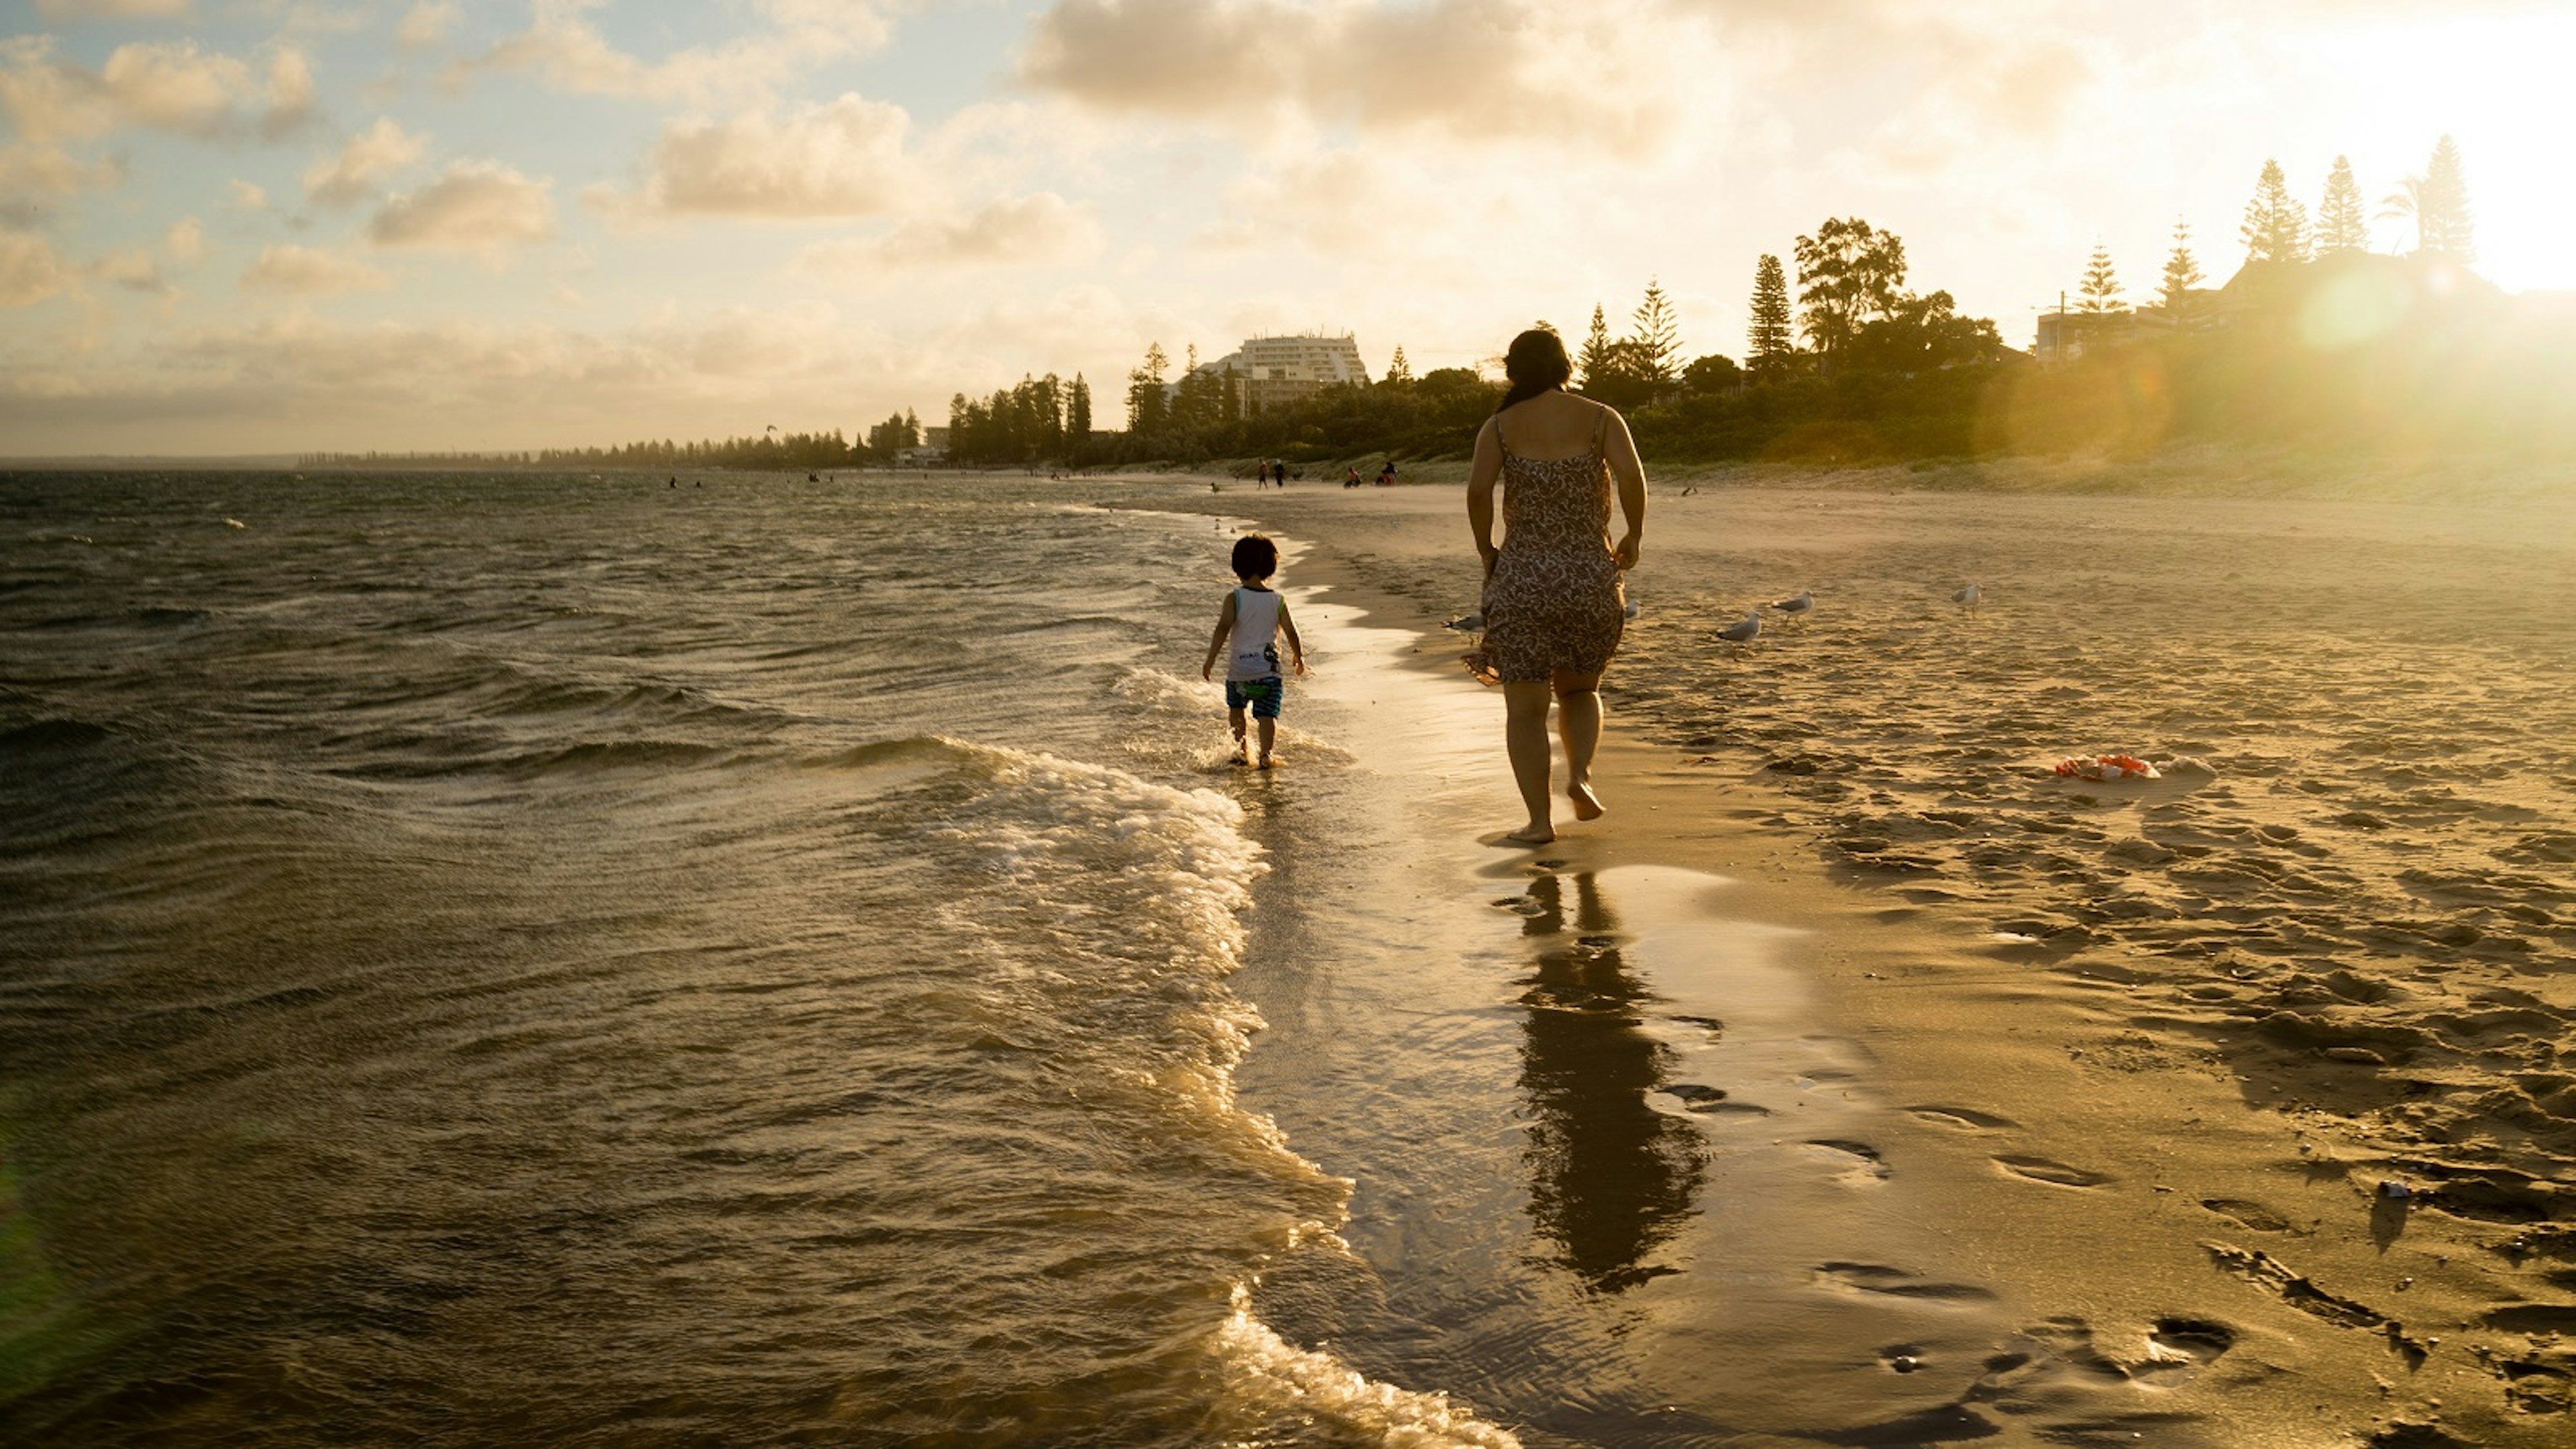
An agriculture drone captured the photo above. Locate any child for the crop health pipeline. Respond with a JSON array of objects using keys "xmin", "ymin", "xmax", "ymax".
[{"xmin": 1200, "ymin": 533, "xmax": 1305, "ymax": 768}]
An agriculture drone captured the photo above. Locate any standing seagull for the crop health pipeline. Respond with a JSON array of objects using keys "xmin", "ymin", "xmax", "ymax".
[
  {"xmin": 1768, "ymin": 590, "xmax": 1814, "ymax": 619},
  {"xmin": 1717, "ymin": 612, "xmax": 1761, "ymax": 651},
  {"xmin": 1951, "ymin": 582, "xmax": 1982, "ymax": 612}
]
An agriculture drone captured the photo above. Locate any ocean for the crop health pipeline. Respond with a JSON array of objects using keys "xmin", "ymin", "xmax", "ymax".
[{"xmin": 0, "ymin": 470, "xmax": 1535, "ymax": 1446}]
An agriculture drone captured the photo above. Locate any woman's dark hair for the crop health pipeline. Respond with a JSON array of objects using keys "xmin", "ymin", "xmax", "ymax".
[
  {"xmin": 1495, "ymin": 326, "xmax": 1572, "ymax": 414},
  {"xmin": 1230, "ymin": 533, "xmax": 1279, "ymax": 580}
]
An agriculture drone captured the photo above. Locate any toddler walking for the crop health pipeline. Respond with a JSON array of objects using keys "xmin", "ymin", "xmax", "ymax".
[{"xmin": 1200, "ymin": 534, "xmax": 1305, "ymax": 768}]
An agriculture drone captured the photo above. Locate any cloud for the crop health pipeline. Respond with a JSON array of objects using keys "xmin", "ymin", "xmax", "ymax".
[
  {"xmin": 165, "ymin": 215, "xmax": 203, "ymax": 262},
  {"xmin": 93, "ymin": 246, "xmax": 166, "ymax": 292},
  {"xmin": 34, "ymin": 0, "xmax": 194, "ymax": 17},
  {"xmin": 798, "ymin": 192, "xmax": 1100, "ymax": 282},
  {"xmin": 590, "ymin": 94, "xmax": 914, "ymax": 221},
  {"xmin": 368, "ymin": 159, "xmax": 555, "ymax": 252},
  {"xmin": 1020, "ymin": 0, "xmax": 1684, "ymax": 151},
  {"xmin": 230, "ymin": 178, "xmax": 268, "ymax": 209},
  {"xmin": 0, "ymin": 229, "xmax": 74, "ymax": 306},
  {"xmin": 395, "ymin": 1, "xmax": 461, "ymax": 49},
  {"xmin": 450, "ymin": 0, "xmax": 906, "ymax": 110},
  {"xmin": 304, "ymin": 117, "xmax": 430, "ymax": 205},
  {"xmin": 242, "ymin": 242, "xmax": 390, "ymax": 294},
  {"xmin": 0, "ymin": 36, "xmax": 317, "ymax": 144},
  {"xmin": 0, "ymin": 142, "xmax": 123, "ymax": 224}
]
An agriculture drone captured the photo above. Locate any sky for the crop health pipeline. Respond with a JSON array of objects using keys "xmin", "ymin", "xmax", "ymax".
[{"xmin": 3, "ymin": 0, "xmax": 2573, "ymax": 455}]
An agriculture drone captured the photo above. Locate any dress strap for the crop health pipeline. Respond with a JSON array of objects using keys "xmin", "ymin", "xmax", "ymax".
[
  {"xmin": 1491, "ymin": 417, "xmax": 1512, "ymax": 460},
  {"xmin": 1590, "ymin": 405, "xmax": 1610, "ymax": 455}
]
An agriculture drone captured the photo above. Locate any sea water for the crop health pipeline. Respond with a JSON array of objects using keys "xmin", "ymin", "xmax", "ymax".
[{"xmin": 0, "ymin": 471, "xmax": 1513, "ymax": 1446}]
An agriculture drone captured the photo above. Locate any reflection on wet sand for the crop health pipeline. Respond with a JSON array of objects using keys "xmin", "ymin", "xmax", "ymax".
[{"xmin": 1514, "ymin": 871, "xmax": 1706, "ymax": 1293}]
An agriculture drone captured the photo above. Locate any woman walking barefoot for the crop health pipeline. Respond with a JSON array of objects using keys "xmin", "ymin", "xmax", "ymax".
[{"xmin": 1467, "ymin": 327, "xmax": 1647, "ymax": 846}]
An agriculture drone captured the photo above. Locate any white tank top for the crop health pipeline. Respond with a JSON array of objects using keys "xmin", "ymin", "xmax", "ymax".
[{"xmin": 1228, "ymin": 587, "xmax": 1283, "ymax": 680}]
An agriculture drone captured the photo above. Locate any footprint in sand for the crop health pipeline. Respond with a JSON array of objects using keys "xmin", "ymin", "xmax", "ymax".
[
  {"xmin": 1656, "ymin": 1083, "xmax": 1770, "ymax": 1118},
  {"xmin": 2148, "ymin": 1317, "xmax": 2239, "ymax": 1362},
  {"xmin": 2200, "ymin": 1197, "xmax": 2295, "ymax": 1233},
  {"xmin": 1906, "ymin": 1105, "xmax": 2018, "ymax": 1131},
  {"xmin": 1993, "ymin": 1155, "xmax": 2113, "ymax": 1188},
  {"xmin": 1816, "ymin": 1262, "xmax": 1998, "ymax": 1302},
  {"xmin": 1807, "ymin": 1140, "xmax": 1893, "ymax": 1183}
]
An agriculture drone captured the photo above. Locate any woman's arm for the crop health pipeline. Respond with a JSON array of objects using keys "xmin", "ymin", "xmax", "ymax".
[
  {"xmin": 1603, "ymin": 407, "xmax": 1647, "ymax": 569},
  {"xmin": 1201, "ymin": 591, "xmax": 1238, "ymax": 680},
  {"xmin": 1467, "ymin": 418, "xmax": 1503, "ymax": 577}
]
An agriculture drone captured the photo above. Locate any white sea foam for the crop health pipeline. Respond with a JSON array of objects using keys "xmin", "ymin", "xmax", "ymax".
[{"xmin": 1210, "ymin": 1284, "xmax": 1523, "ymax": 1448}]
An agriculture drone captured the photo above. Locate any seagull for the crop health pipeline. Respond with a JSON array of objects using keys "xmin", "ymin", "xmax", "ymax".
[
  {"xmin": 1717, "ymin": 612, "xmax": 1761, "ymax": 647},
  {"xmin": 1444, "ymin": 612, "xmax": 1487, "ymax": 632},
  {"xmin": 1952, "ymin": 582, "xmax": 1982, "ymax": 611},
  {"xmin": 1768, "ymin": 590, "xmax": 1813, "ymax": 617}
]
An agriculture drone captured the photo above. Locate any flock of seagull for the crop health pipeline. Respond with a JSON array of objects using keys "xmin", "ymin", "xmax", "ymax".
[{"xmin": 1447, "ymin": 582, "xmax": 1984, "ymax": 650}]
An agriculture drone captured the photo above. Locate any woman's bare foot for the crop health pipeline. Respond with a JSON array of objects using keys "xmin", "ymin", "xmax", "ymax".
[
  {"xmin": 1500, "ymin": 824, "xmax": 1555, "ymax": 847},
  {"xmin": 1568, "ymin": 782, "xmax": 1603, "ymax": 821},
  {"xmin": 1258, "ymin": 754, "xmax": 1278, "ymax": 769}
]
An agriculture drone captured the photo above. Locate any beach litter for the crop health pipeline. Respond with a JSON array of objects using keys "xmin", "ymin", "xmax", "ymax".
[{"xmin": 2054, "ymin": 753, "xmax": 2161, "ymax": 782}]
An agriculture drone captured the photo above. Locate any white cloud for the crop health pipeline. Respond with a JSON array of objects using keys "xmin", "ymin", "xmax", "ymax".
[
  {"xmin": 1021, "ymin": 0, "xmax": 1686, "ymax": 152},
  {"xmin": 305, "ymin": 117, "xmax": 431, "ymax": 205},
  {"xmin": 395, "ymin": 1, "xmax": 462, "ymax": 49},
  {"xmin": 0, "ymin": 142, "xmax": 123, "ymax": 217},
  {"xmin": 798, "ymin": 192, "xmax": 1101, "ymax": 282},
  {"xmin": 0, "ymin": 229, "xmax": 73, "ymax": 306},
  {"xmin": 242, "ymin": 242, "xmax": 390, "ymax": 294},
  {"xmin": 165, "ymin": 215, "xmax": 203, "ymax": 262},
  {"xmin": 451, "ymin": 0, "xmax": 906, "ymax": 110},
  {"xmin": 93, "ymin": 246, "xmax": 166, "ymax": 292},
  {"xmin": 230, "ymin": 178, "xmax": 268, "ymax": 209},
  {"xmin": 590, "ymin": 94, "xmax": 914, "ymax": 222},
  {"xmin": 368, "ymin": 159, "xmax": 555, "ymax": 252},
  {"xmin": 0, "ymin": 36, "xmax": 317, "ymax": 144},
  {"xmin": 34, "ymin": 0, "xmax": 194, "ymax": 18}
]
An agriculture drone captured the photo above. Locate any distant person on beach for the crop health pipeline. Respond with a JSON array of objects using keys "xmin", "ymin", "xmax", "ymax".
[
  {"xmin": 1346, "ymin": 466, "xmax": 1362, "ymax": 488},
  {"xmin": 1378, "ymin": 460, "xmax": 1397, "ymax": 487},
  {"xmin": 1274, "ymin": 462, "xmax": 1289, "ymax": 488},
  {"xmin": 1201, "ymin": 533, "xmax": 1306, "ymax": 769},
  {"xmin": 1467, "ymin": 326, "xmax": 1646, "ymax": 845}
]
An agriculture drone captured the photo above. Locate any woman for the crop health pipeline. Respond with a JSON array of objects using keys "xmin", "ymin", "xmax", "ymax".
[{"xmin": 1467, "ymin": 327, "xmax": 1647, "ymax": 845}]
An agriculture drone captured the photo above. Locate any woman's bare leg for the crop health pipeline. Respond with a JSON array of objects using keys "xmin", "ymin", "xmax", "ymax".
[
  {"xmin": 1554, "ymin": 669, "xmax": 1605, "ymax": 818},
  {"xmin": 1503, "ymin": 680, "xmax": 1554, "ymax": 843}
]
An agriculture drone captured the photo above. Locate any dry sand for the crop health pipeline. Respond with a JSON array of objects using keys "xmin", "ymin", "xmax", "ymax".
[{"xmin": 1165, "ymin": 464, "xmax": 2576, "ymax": 1446}]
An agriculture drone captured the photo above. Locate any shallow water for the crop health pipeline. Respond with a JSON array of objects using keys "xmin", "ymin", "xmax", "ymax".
[{"xmin": 0, "ymin": 471, "xmax": 1527, "ymax": 1445}]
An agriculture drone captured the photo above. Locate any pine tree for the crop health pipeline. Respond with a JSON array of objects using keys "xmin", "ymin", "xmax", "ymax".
[
  {"xmin": 1576, "ymin": 305, "xmax": 1613, "ymax": 390},
  {"xmin": 903, "ymin": 407, "xmax": 920, "ymax": 446},
  {"xmin": 2077, "ymin": 243, "xmax": 2124, "ymax": 313},
  {"xmin": 1384, "ymin": 345, "xmax": 1412, "ymax": 384},
  {"xmin": 1629, "ymin": 278, "xmax": 1680, "ymax": 383},
  {"xmin": 1220, "ymin": 364, "xmax": 1242, "ymax": 423},
  {"xmin": 1746, "ymin": 253, "xmax": 1794, "ymax": 374},
  {"xmin": 1067, "ymin": 374, "xmax": 1090, "ymax": 438},
  {"xmin": 1126, "ymin": 342, "xmax": 1169, "ymax": 433},
  {"xmin": 2160, "ymin": 220, "xmax": 2202, "ymax": 309},
  {"xmin": 2419, "ymin": 134, "xmax": 2475, "ymax": 263},
  {"xmin": 2317, "ymin": 155, "xmax": 2369, "ymax": 254},
  {"xmin": 2241, "ymin": 159, "xmax": 2310, "ymax": 265}
]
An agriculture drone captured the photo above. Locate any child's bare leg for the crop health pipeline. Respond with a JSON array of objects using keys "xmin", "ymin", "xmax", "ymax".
[
  {"xmin": 1228, "ymin": 708, "xmax": 1248, "ymax": 763},
  {"xmin": 1256, "ymin": 716, "xmax": 1277, "ymax": 766}
]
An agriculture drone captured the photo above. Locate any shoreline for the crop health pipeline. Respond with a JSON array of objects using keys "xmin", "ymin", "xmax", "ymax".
[{"xmin": 1183, "ymin": 480, "xmax": 2576, "ymax": 1446}]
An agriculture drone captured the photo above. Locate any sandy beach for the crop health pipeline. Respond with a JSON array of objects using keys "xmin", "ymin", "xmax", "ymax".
[{"xmin": 1166, "ymin": 463, "xmax": 2576, "ymax": 1446}]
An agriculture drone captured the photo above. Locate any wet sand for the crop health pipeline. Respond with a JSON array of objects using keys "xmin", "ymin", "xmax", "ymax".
[{"xmin": 1174, "ymin": 468, "xmax": 2576, "ymax": 1446}]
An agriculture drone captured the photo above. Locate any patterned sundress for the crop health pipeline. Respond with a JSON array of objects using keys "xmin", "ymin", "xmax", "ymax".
[{"xmin": 1478, "ymin": 404, "xmax": 1626, "ymax": 684}]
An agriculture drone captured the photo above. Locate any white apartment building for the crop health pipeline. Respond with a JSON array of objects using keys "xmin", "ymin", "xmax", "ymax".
[{"xmin": 1187, "ymin": 333, "xmax": 1371, "ymax": 411}]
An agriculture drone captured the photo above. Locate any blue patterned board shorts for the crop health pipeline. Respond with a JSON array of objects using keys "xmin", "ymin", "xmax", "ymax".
[{"xmin": 1225, "ymin": 676, "xmax": 1283, "ymax": 720}]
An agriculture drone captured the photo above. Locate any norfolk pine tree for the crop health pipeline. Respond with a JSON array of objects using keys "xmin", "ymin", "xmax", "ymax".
[
  {"xmin": 2419, "ymin": 136, "xmax": 2475, "ymax": 262},
  {"xmin": 1576, "ymin": 306, "xmax": 1613, "ymax": 391},
  {"xmin": 2161, "ymin": 221, "xmax": 2203, "ymax": 309},
  {"xmin": 1630, "ymin": 278, "xmax": 1682, "ymax": 384},
  {"xmin": 2317, "ymin": 156, "xmax": 2369, "ymax": 254},
  {"xmin": 2078, "ymin": 244, "xmax": 2125, "ymax": 313},
  {"xmin": 1384, "ymin": 345, "xmax": 1413, "ymax": 384},
  {"xmin": 2241, "ymin": 160, "xmax": 2310, "ymax": 264},
  {"xmin": 1746, "ymin": 254, "xmax": 1795, "ymax": 376}
]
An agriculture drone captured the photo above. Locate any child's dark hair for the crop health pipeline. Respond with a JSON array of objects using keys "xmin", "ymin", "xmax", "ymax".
[{"xmin": 1230, "ymin": 533, "xmax": 1279, "ymax": 580}]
